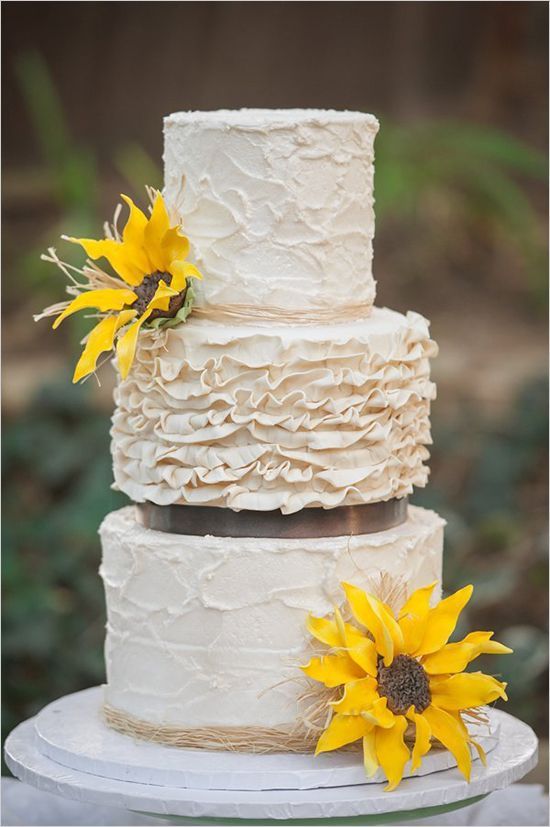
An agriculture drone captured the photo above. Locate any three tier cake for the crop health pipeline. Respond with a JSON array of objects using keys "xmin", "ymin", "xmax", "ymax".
[{"xmin": 98, "ymin": 109, "xmax": 445, "ymax": 736}]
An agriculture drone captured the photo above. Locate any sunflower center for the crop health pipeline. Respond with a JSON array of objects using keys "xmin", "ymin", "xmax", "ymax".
[
  {"xmin": 377, "ymin": 654, "xmax": 431, "ymax": 715},
  {"xmin": 132, "ymin": 271, "xmax": 186, "ymax": 320}
]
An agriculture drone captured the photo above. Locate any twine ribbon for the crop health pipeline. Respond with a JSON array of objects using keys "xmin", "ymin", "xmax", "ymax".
[
  {"xmin": 192, "ymin": 302, "xmax": 374, "ymax": 326},
  {"xmin": 103, "ymin": 704, "xmax": 321, "ymax": 753}
]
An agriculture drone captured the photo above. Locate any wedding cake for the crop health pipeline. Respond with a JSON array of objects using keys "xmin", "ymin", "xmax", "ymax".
[{"xmin": 98, "ymin": 109, "xmax": 444, "ymax": 735}]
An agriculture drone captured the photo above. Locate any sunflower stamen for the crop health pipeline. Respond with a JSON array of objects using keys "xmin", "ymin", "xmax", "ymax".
[
  {"xmin": 132, "ymin": 271, "xmax": 187, "ymax": 319},
  {"xmin": 377, "ymin": 654, "xmax": 431, "ymax": 716}
]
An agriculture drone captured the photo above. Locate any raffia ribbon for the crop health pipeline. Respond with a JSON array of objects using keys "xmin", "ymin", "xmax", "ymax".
[
  {"xmin": 192, "ymin": 301, "xmax": 374, "ymax": 325},
  {"xmin": 103, "ymin": 703, "xmax": 322, "ymax": 753}
]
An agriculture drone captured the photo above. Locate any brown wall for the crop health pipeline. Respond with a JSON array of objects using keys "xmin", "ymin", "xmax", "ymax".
[{"xmin": 3, "ymin": 2, "xmax": 548, "ymax": 169}]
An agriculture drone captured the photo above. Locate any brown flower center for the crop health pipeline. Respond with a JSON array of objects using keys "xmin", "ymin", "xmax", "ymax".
[
  {"xmin": 377, "ymin": 654, "xmax": 431, "ymax": 715},
  {"xmin": 132, "ymin": 271, "xmax": 186, "ymax": 320}
]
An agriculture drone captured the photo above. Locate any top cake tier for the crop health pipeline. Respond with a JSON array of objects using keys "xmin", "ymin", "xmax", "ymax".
[{"xmin": 163, "ymin": 109, "xmax": 379, "ymax": 317}]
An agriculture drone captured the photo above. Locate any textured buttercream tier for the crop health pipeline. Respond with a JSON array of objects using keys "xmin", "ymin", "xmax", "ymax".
[
  {"xmin": 163, "ymin": 109, "xmax": 379, "ymax": 313},
  {"xmin": 111, "ymin": 307, "xmax": 437, "ymax": 513},
  {"xmin": 100, "ymin": 505, "xmax": 445, "ymax": 729}
]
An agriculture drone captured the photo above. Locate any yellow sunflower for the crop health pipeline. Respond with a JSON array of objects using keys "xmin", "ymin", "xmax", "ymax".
[
  {"xmin": 41, "ymin": 190, "xmax": 202, "ymax": 383},
  {"xmin": 302, "ymin": 581, "xmax": 511, "ymax": 791}
]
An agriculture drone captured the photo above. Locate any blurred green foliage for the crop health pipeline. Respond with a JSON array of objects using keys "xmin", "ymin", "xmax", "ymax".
[
  {"xmin": 15, "ymin": 52, "xmax": 99, "ymax": 226},
  {"xmin": 2, "ymin": 51, "xmax": 548, "ymax": 764},
  {"xmin": 375, "ymin": 120, "xmax": 548, "ymax": 307},
  {"xmin": 415, "ymin": 374, "xmax": 548, "ymax": 730},
  {"xmin": 2, "ymin": 380, "xmax": 129, "ymax": 769},
  {"xmin": 8, "ymin": 51, "xmax": 161, "ymax": 349}
]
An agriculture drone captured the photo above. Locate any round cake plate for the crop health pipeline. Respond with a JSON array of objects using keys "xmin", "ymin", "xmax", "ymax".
[
  {"xmin": 32, "ymin": 687, "xmax": 500, "ymax": 791},
  {"xmin": 4, "ymin": 692, "xmax": 538, "ymax": 825}
]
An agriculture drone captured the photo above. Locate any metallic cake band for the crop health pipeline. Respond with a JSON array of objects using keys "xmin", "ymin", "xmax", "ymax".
[{"xmin": 135, "ymin": 498, "xmax": 408, "ymax": 539}]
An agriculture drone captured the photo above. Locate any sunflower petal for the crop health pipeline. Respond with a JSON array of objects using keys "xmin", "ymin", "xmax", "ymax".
[
  {"xmin": 415, "ymin": 585, "xmax": 473, "ymax": 657},
  {"xmin": 422, "ymin": 631, "xmax": 513, "ymax": 675},
  {"xmin": 65, "ymin": 237, "xmax": 143, "ymax": 285},
  {"xmin": 331, "ymin": 677, "xmax": 379, "ymax": 715},
  {"xmin": 315, "ymin": 714, "xmax": 370, "ymax": 755},
  {"xmin": 363, "ymin": 732, "xmax": 379, "ymax": 777},
  {"xmin": 449, "ymin": 709, "xmax": 470, "ymax": 738},
  {"xmin": 471, "ymin": 738, "xmax": 487, "ymax": 766},
  {"xmin": 306, "ymin": 611, "xmax": 365, "ymax": 650},
  {"xmin": 144, "ymin": 193, "xmax": 171, "ymax": 270},
  {"xmin": 302, "ymin": 653, "xmax": 365, "ymax": 687},
  {"xmin": 72, "ymin": 310, "xmax": 137, "ymax": 383},
  {"xmin": 422, "ymin": 705, "xmax": 472, "ymax": 781},
  {"xmin": 342, "ymin": 582, "xmax": 402, "ymax": 666},
  {"xmin": 52, "ymin": 288, "xmax": 137, "ymax": 329},
  {"xmin": 366, "ymin": 593, "xmax": 404, "ymax": 665},
  {"xmin": 120, "ymin": 194, "xmax": 148, "ymax": 247},
  {"xmin": 429, "ymin": 671, "xmax": 508, "ymax": 710},
  {"xmin": 162, "ymin": 226, "xmax": 190, "ymax": 263},
  {"xmin": 399, "ymin": 583, "xmax": 438, "ymax": 619},
  {"xmin": 406, "ymin": 707, "xmax": 432, "ymax": 771},
  {"xmin": 115, "ymin": 316, "xmax": 148, "ymax": 380},
  {"xmin": 306, "ymin": 614, "xmax": 343, "ymax": 648},
  {"xmin": 119, "ymin": 195, "xmax": 153, "ymax": 273},
  {"xmin": 398, "ymin": 582, "xmax": 437, "ymax": 654},
  {"xmin": 375, "ymin": 715, "xmax": 410, "ymax": 791},
  {"xmin": 168, "ymin": 259, "xmax": 203, "ymax": 291},
  {"xmin": 360, "ymin": 696, "xmax": 395, "ymax": 729},
  {"xmin": 467, "ymin": 634, "xmax": 513, "ymax": 657},
  {"xmin": 115, "ymin": 281, "xmax": 176, "ymax": 379},
  {"xmin": 347, "ymin": 638, "xmax": 378, "ymax": 676}
]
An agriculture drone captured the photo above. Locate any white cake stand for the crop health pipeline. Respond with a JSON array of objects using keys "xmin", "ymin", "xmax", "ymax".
[{"xmin": 4, "ymin": 687, "xmax": 538, "ymax": 825}]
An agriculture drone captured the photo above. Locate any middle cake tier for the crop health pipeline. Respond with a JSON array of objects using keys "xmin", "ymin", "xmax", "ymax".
[{"xmin": 112, "ymin": 307, "xmax": 437, "ymax": 513}]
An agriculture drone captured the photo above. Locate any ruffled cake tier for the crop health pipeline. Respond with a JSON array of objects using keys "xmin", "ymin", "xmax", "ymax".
[
  {"xmin": 111, "ymin": 308, "xmax": 437, "ymax": 513},
  {"xmin": 100, "ymin": 504, "xmax": 445, "ymax": 730}
]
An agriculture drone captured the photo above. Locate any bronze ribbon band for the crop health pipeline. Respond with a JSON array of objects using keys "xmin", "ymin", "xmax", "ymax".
[{"xmin": 136, "ymin": 498, "xmax": 408, "ymax": 539}]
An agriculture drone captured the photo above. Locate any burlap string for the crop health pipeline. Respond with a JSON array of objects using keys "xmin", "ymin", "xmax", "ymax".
[
  {"xmin": 192, "ymin": 302, "xmax": 373, "ymax": 325},
  {"xmin": 103, "ymin": 703, "xmax": 323, "ymax": 753}
]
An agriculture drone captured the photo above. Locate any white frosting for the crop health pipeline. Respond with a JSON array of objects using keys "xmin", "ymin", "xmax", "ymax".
[
  {"xmin": 163, "ymin": 109, "xmax": 379, "ymax": 312},
  {"xmin": 100, "ymin": 505, "xmax": 444, "ymax": 729},
  {"xmin": 111, "ymin": 308, "xmax": 437, "ymax": 513}
]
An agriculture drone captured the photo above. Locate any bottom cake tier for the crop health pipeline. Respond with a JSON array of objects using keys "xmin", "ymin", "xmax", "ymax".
[{"xmin": 99, "ymin": 505, "xmax": 444, "ymax": 736}]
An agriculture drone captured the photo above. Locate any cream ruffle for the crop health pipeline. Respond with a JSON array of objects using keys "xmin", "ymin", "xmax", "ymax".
[{"xmin": 111, "ymin": 308, "xmax": 437, "ymax": 514}]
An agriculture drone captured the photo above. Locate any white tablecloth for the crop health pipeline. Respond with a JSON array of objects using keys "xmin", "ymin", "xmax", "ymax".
[{"xmin": 1, "ymin": 778, "xmax": 548, "ymax": 826}]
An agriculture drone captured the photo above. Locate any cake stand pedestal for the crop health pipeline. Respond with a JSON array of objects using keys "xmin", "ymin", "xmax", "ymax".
[{"xmin": 4, "ymin": 687, "xmax": 538, "ymax": 825}]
